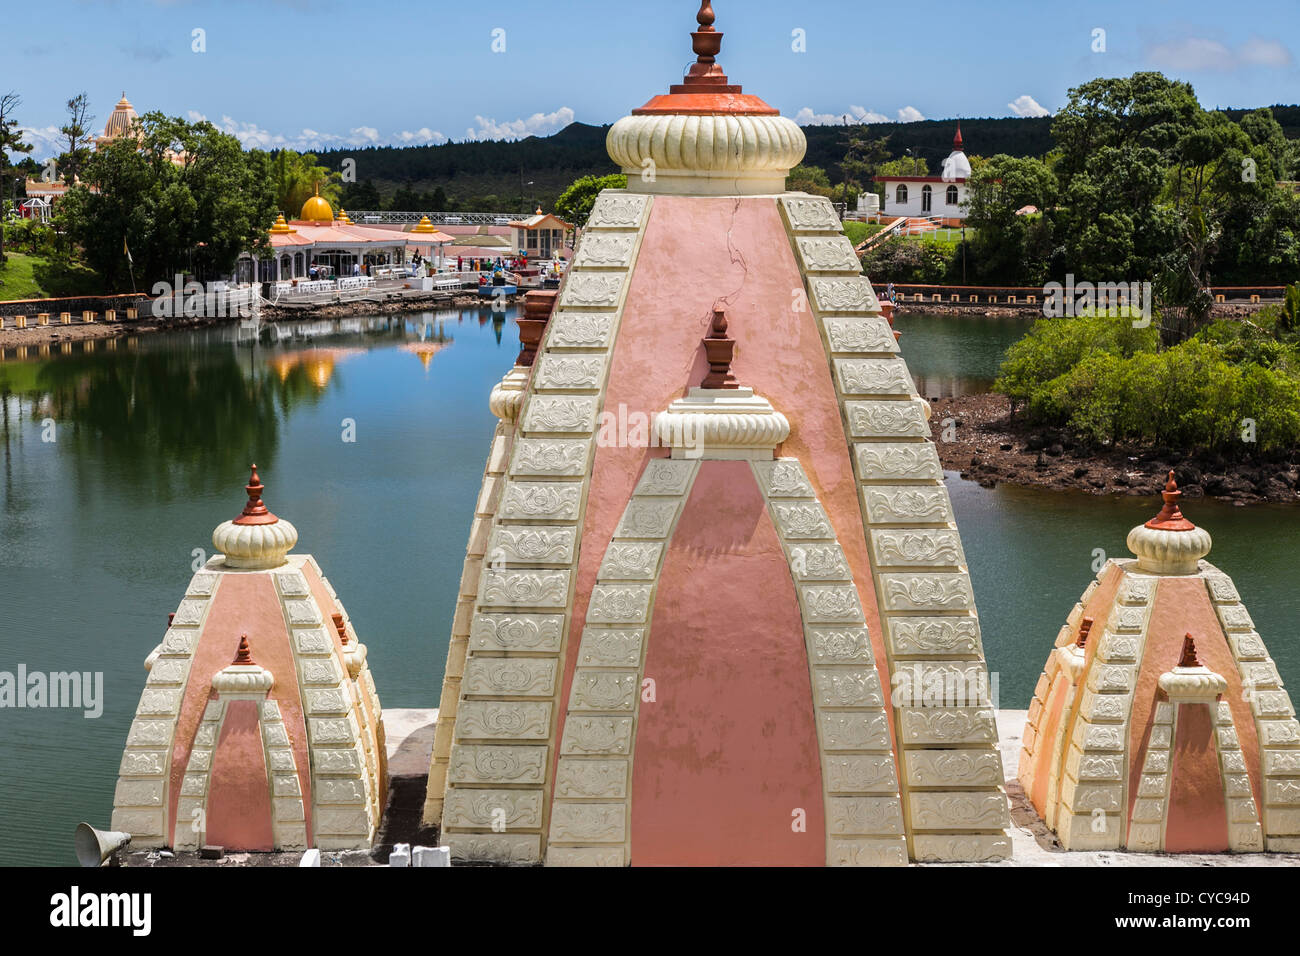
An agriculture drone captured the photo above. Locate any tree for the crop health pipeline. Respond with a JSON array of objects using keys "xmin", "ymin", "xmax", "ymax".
[
  {"xmin": 860, "ymin": 236, "xmax": 954, "ymax": 284},
  {"xmin": 1050, "ymin": 73, "xmax": 1201, "ymax": 189},
  {"xmin": 0, "ymin": 91, "xmax": 33, "ymax": 264},
  {"xmin": 964, "ymin": 154, "xmax": 1058, "ymax": 283},
  {"xmin": 60, "ymin": 112, "xmax": 277, "ymax": 290},
  {"xmin": 58, "ymin": 92, "xmax": 95, "ymax": 185},
  {"xmin": 555, "ymin": 173, "xmax": 627, "ymax": 227},
  {"xmin": 839, "ymin": 130, "xmax": 890, "ymax": 202},
  {"xmin": 340, "ymin": 177, "xmax": 381, "ymax": 211},
  {"xmin": 268, "ymin": 149, "xmax": 340, "ymax": 218},
  {"xmin": 787, "ymin": 164, "xmax": 833, "ymax": 196}
]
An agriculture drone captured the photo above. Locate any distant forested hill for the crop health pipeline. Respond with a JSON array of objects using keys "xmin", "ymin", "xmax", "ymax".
[
  {"xmin": 801, "ymin": 115, "xmax": 1055, "ymax": 173},
  {"xmin": 323, "ymin": 107, "xmax": 1300, "ymax": 213}
]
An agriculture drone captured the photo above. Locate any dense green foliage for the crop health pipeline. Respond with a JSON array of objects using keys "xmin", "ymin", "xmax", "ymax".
[
  {"xmin": 319, "ymin": 106, "xmax": 1296, "ymax": 215},
  {"xmin": 962, "ymin": 74, "xmax": 1300, "ymax": 295},
  {"xmin": 859, "ymin": 236, "xmax": 954, "ymax": 283},
  {"xmin": 329, "ymin": 122, "xmax": 616, "ymax": 213},
  {"xmin": 554, "ymin": 173, "xmax": 627, "ymax": 226},
  {"xmin": 58, "ymin": 113, "xmax": 276, "ymax": 290},
  {"xmin": 994, "ymin": 308, "xmax": 1300, "ymax": 455},
  {"xmin": 271, "ymin": 150, "xmax": 341, "ymax": 219}
]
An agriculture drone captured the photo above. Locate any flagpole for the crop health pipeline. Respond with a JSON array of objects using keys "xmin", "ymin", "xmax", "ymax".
[{"xmin": 124, "ymin": 235, "xmax": 137, "ymax": 293}]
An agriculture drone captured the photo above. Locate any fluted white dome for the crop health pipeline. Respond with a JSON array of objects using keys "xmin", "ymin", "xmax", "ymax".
[
  {"xmin": 605, "ymin": 1, "xmax": 806, "ymax": 195},
  {"xmin": 212, "ymin": 466, "xmax": 299, "ymax": 569},
  {"xmin": 607, "ymin": 113, "xmax": 806, "ymax": 196},
  {"xmin": 1126, "ymin": 472, "xmax": 1211, "ymax": 574},
  {"xmin": 213, "ymin": 517, "xmax": 299, "ymax": 569}
]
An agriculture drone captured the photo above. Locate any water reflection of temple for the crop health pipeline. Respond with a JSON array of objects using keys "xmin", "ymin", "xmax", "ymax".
[
  {"xmin": 266, "ymin": 348, "xmax": 364, "ymax": 389},
  {"xmin": 399, "ymin": 341, "xmax": 452, "ymax": 372}
]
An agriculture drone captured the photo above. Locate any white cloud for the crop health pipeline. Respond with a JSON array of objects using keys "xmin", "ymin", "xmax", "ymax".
[
  {"xmin": 1147, "ymin": 35, "xmax": 1293, "ymax": 72},
  {"xmin": 1239, "ymin": 37, "xmax": 1293, "ymax": 67},
  {"xmin": 794, "ymin": 105, "xmax": 890, "ymax": 126},
  {"xmin": 1008, "ymin": 94, "xmax": 1050, "ymax": 118},
  {"xmin": 1148, "ymin": 37, "xmax": 1232, "ymax": 72},
  {"xmin": 11, "ymin": 125, "xmax": 62, "ymax": 162},
  {"xmin": 463, "ymin": 107, "xmax": 575, "ymax": 142},
  {"xmin": 188, "ymin": 111, "xmax": 461, "ymax": 150},
  {"xmin": 394, "ymin": 128, "xmax": 449, "ymax": 146},
  {"xmin": 17, "ymin": 106, "xmax": 573, "ymax": 158},
  {"xmin": 896, "ymin": 106, "xmax": 926, "ymax": 123}
]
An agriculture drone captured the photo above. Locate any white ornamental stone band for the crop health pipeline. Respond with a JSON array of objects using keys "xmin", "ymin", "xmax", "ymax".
[{"xmin": 653, "ymin": 387, "xmax": 791, "ymax": 459}]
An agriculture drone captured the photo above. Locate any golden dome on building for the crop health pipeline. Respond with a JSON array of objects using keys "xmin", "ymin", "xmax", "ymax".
[
  {"xmin": 299, "ymin": 184, "xmax": 334, "ymax": 223},
  {"xmin": 270, "ymin": 214, "xmax": 296, "ymax": 235},
  {"xmin": 412, "ymin": 216, "xmax": 436, "ymax": 234}
]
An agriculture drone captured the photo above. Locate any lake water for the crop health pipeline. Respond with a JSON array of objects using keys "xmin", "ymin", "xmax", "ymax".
[{"xmin": 0, "ymin": 309, "xmax": 1294, "ymax": 865}]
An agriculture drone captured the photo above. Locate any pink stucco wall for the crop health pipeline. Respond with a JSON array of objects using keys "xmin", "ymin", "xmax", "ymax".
[
  {"xmin": 550, "ymin": 195, "xmax": 894, "ymax": 823},
  {"xmin": 629, "ymin": 461, "xmax": 824, "ymax": 865},
  {"xmin": 205, "ymin": 700, "xmax": 274, "ymax": 851},
  {"xmin": 168, "ymin": 572, "xmax": 311, "ymax": 848},
  {"xmin": 1165, "ymin": 702, "xmax": 1229, "ymax": 852},
  {"xmin": 1126, "ymin": 577, "xmax": 1260, "ymax": 850}
]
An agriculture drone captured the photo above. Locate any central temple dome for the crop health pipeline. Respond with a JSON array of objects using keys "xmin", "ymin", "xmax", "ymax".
[
  {"xmin": 606, "ymin": 2, "xmax": 806, "ymax": 195},
  {"xmin": 103, "ymin": 93, "xmax": 139, "ymax": 139},
  {"xmin": 299, "ymin": 185, "xmax": 335, "ymax": 223}
]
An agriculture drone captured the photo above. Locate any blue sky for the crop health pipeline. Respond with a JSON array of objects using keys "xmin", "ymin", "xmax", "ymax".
[{"xmin": 6, "ymin": 0, "xmax": 1299, "ymax": 159}]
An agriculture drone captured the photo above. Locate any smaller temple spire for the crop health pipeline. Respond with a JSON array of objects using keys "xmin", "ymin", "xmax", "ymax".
[
  {"xmin": 953, "ymin": 122, "xmax": 964, "ymax": 151},
  {"xmin": 233, "ymin": 634, "xmax": 255, "ymax": 665},
  {"xmin": 1145, "ymin": 471, "xmax": 1196, "ymax": 532},
  {"xmin": 233, "ymin": 465, "xmax": 280, "ymax": 526},
  {"xmin": 1075, "ymin": 617, "xmax": 1093, "ymax": 649},
  {"xmin": 1178, "ymin": 633, "xmax": 1202, "ymax": 669},
  {"xmin": 701, "ymin": 309, "xmax": 739, "ymax": 389}
]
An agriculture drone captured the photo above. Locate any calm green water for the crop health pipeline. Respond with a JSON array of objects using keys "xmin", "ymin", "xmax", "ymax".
[
  {"xmin": 0, "ymin": 310, "xmax": 516, "ymax": 865},
  {"xmin": 0, "ymin": 309, "xmax": 1294, "ymax": 865}
]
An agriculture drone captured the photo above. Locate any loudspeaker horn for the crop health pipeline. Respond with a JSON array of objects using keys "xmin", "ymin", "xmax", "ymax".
[{"xmin": 74, "ymin": 822, "xmax": 132, "ymax": 867}]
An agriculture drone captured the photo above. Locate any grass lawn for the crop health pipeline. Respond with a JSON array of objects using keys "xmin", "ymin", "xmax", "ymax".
[
  {"xmin": 842, "ymin": 221, "xmax": 885, "ymax": 245},
  {"xmin": 0, "ymin": 252, "xmax": 104, "ymax": 301}
]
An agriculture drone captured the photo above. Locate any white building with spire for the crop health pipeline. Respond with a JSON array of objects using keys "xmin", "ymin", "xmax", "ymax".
[{"xmin": 874, "ymin": 124, "xmax": 972, "ymax": 226}]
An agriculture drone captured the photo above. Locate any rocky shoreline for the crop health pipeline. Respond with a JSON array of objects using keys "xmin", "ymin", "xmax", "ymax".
[
  {"xmin": 259, "ymin": 292, "xmax": 486, "ymax": 321},
  {"xmin": 930, "ymin": 392, "xmax": 1300, "ymax": 505},
  {"xmin": 894, "ymin": 301, "xmax": 1272, "ymax": 320},
  {"xmin": 0, "ymin": 294, "xmax": 494, "ymax": 350}
]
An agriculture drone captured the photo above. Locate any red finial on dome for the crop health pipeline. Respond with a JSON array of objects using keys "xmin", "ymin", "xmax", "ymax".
[
  {"xmin": 233, "ymin": 634, "xmax": 255, "ymax": 665},
  {"xmin": 1075, "ymin": 617, "xmax": 1093, "ymax": 649},
  {"xmin": 953, "ymin": 122, "xmax": 964, "ymax": 151},
  {"xmin": 1178, "ymin": 633, "xmax": 1202, "ymax": 669},
  {"xmin": 632, "ymin": 2, "xmax": 778, "ymax": 115},
  {"xmin": 232, "ymin": 464, "xmax": 280, "ymax": 526},
  {"xmin": 701, "ymin": 309, "xmax": 739, "ymax": 389},
  {"xmin": 1145, "ymin": 470, "xmax": 1195, "ymax": 531}
]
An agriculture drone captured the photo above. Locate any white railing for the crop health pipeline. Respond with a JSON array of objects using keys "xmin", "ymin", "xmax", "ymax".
[{"xmin": 346, "ymin": 210, "xmax": 527, "ymax": 225}]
